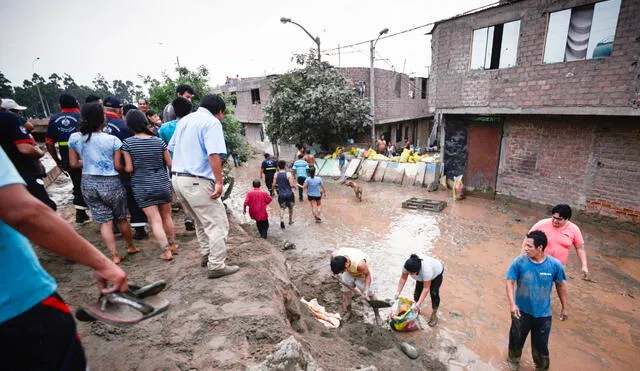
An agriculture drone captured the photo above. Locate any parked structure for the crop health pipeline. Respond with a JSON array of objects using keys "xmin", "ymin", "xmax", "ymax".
[
  {"xmin": 212, "ymin": 68, "xmax": 431, "ymax": 149},
  {"xmin": 429, "ymin": 0, "xmax": 639, "ymax": 224}
]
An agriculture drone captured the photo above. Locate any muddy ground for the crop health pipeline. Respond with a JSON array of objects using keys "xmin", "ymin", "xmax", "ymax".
[{"xmin": 41, "ymin": 154, "xmax": 639, "ymax": 370}]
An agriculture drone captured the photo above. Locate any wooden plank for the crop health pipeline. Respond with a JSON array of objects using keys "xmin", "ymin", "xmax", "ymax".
[
  {"xmin": 402, "ymin": 163, "xmax": 419, "ymax": 187},
  {"xmin": 414, "ymin": 163, "xmax": 427, "ymax": 187},
  {"xmin": 383, "ymin": 162, "xmax": 405, "ymax": 185},
  {"xmin": 372, "ymin": 161, "xmax": 388, "ymax": 182},
  {"xmin": 318, "ymin": 159, "xmax": 341, "ymax": 177},
  {"xmin": 357, "ymin": 160, "xmax": 379, "ymax": 182},
  {"xmin": 345, "ymin": 159, "xmax": 361, "ymax": 179}
]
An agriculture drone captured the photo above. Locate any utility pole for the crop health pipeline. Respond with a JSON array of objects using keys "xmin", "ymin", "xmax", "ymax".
[
  {"xmin": 280, "ymin": 17, "xmax": 321, "ymax": 61},
  {"xmin": 369, "ymin": 28, "xmax": 389, "ymax": 144},
  {"xmin": 32, "ymin": 57, "xmax": 48, "ymax": 117}
]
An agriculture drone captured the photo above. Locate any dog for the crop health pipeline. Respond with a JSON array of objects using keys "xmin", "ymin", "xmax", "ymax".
[{"xmin": 343, "ymin": 180, "xmax": 362, "ymax": 202}]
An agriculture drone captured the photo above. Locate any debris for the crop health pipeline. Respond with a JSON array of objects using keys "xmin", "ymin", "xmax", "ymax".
[
  {"xmin": 283, "ymin": 240, "xmax": 296, "ymax": 250},
  {"xmin": 300, "ymin": 298, "xmax": 341, "ymax": 329},
  {"xmin": 248, "ymin": 336, "xmax": 318, "ymax": 371},
  {"xmin": 399, "ymin": 342, "xmax": 419, "ymax": 359},
  {"xmin": 401, "ymin": 198, "xmax": 447, "ymax": 212}
]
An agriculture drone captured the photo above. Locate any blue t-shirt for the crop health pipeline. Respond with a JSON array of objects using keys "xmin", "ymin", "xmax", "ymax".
[
  {"xmin": 505, "ymin": 254, "xmax": 566, "ymax": 318},
  {"xmin": 158, "ymin": 119, "xmax": 178, "ymax": 145},
  {"xmin": 293, "ymin": 159, "xmax": 308, "ymax": 178},
  {"xmin": 304, "ymin": 176, "xmax": 324, "ymax": 197},
  {"xmin": 0, "ymin": 147, "xmax": 57, "ymax": 324},
  {"xmin": 69, "ymin": 132, "xmax": 122, "ymax": 176},
  {"xmin": 103, "ymin": 115, "xmax": 131, "ymax": 141}
]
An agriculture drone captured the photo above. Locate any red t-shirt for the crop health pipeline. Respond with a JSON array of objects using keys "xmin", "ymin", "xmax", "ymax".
[
  {"xmin": 529, "ymin": 218, "xmax": 584, "ymax": 265},
  {"xmin": 243, "ymin": 188, "xmax": 272, "ymax": 221}
]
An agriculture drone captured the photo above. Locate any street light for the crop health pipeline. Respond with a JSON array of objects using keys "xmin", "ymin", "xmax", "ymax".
[
  {"xmin": 32, "ymin": 57, "xmax": 48, "ymax": 117},
  {"xmin": 280, "ymin": 17, "xmax": 321, "ymax": 61},
  {"xmin": 370, "ymin": 28, "xmax": 389, "ymax": 144}
]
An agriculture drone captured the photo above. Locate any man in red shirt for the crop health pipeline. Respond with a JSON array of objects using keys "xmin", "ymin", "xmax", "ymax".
[{"xmin": 243, "ymin": 179, "xmax": 272, "ymax": 238}]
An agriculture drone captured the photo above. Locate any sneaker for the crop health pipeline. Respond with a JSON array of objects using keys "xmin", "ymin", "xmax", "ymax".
[
  {"xmin": 184, "ymin": 217, "xmax": 195, "ymax": 231},
  {"xmin": 207, "ymin": 265, "xmax": 240, "ymax": 279},
  {"xmin": 133, "ymin": 227, "xmax": 148, "ymax": 240},
  {"xmin": 201, "ymin": 254, "xmax": 209, "ymax": 268},
  {"xmin": 75, "ymin": 210, "xmax": 90, "ymax": 224},
  {"xmin": 280, "ymin": 221, "xmax": 285, "ymax": 229}
]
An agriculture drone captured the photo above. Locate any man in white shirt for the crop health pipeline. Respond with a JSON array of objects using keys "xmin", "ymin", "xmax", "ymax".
[{"xmin": 169, "ymin": 95, "xmax": 239, "ymax": 279}]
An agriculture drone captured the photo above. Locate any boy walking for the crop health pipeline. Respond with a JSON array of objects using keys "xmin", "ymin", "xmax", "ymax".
[{"xmin": 243, "ymin": 179, "xmax": 272, "ymax": 238}]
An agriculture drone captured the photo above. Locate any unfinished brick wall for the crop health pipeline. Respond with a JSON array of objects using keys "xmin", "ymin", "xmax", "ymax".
[
  {"xmin": 430, "ymin": 0, "xmax": 640, "ymax": 114},
  {"xmin": 497, "ymin": 116, "xmax": 640, "ymax": 223},
  {"xmin": 213, "ymin": 77, "xmax": 273, "ymax": 123}
]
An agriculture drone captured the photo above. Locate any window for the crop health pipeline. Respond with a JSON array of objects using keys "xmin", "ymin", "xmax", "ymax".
[
  {"xmin": 230, "ymin": 92, "xmax": 237, "ymax": 106},
  {"xmin": 251, "ymin": 88, "xmax": 261, "ymax": 104},
  {"xmin": 470, "ymin": 20, "xmax": 521, "ymax": 70},
  {"xmin": 409, "ymin": 78, "xmax": 415, "ymax": 99},
  {"xmin": 543, "ymin": 0, "xmax": 621, "ymax": 63},
  {"xmin": 420, "ymin": 78, "xmax": 427, "ymax": 99}
]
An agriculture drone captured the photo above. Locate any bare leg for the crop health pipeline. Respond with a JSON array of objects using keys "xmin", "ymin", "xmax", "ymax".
[
  {"xmin": 288, "ymin": 206, "xmax": 294, "ymax": 224},
  {"xmin": 279, "ymin": 206, "xmax": 285, "ymax": 228},
  {"xmin": 159, "ymin": 203, "xmax": 177, "ymax": 251},
  {"xmin": 316, "ymin": 200, "xmax": 323, "ymax": 221},
  {"xmin": 100, "ymin": 220, "xmax": 123, "ymax": 264},
  {"xmin": 142, "ymin": 206, "xmax": 172, "ymax": 260},
  {"xmin": 116, "ymin": 218, "xmax": 136, "ymax": 254}
]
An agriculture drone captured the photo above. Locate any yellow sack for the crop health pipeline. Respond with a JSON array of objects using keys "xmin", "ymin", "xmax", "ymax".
[{"xmin": 399, "ymin": 149, "xmax": 411, "ymax": 163}]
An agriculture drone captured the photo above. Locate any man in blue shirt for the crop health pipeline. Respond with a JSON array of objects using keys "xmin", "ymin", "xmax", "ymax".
[
  {"xmin": 0, "ymin": 147, "xmax": 127, "ymax": 369},
  {"xmin": 169, "ymin": 94, "xmax": 239, "ymax": 279},
  {"xmin": 46, "ymin": 93, "xmax": 89, "ymax": 224},
  {"xmin": 261, "ymin": 153, "xmax": 278, "ymax": 196},
  {"xmin": 292, "ymin": 153, "xmax": 308, "ymax": 201},
  {"xmin": 505, "ymin": 230, "xmax": 567, "ymax": 370}
]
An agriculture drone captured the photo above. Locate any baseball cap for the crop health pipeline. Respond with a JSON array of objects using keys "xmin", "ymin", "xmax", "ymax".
[
  {"xmin": 103, "ymin": 96, "xmax": 123, "ymax": 108},
  {"xmin": 264, "ymin": 153, "xmax": 270, "ymax": 158},
  {"xmin": 1, "ymin": 98, "xmax": 27, "ymax": 111}
]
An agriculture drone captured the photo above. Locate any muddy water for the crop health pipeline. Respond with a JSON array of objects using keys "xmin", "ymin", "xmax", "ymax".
[{"xmin": 227, "ymin": 155, "xmax": 640, "ymax": 371}]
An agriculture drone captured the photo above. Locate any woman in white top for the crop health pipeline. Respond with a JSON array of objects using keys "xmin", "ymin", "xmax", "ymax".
[{"xmin": 394, "ymin": 254, "xmax": 444, "ymax": 327}]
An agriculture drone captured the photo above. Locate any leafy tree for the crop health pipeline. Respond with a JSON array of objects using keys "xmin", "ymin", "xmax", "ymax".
[
  {"xmin": 264, "ymin": 54, "xmax": 372, "ymax": 149},
  {"xmin": 0, "ymin": 72, "xmax": 13, "ymax": 98}
]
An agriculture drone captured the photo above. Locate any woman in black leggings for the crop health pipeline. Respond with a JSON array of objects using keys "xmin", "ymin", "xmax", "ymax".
[{"xmin": 394, "ymin": 254, "xmax": 444, "ymax": 327}]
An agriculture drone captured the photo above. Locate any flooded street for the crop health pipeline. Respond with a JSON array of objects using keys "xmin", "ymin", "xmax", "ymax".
[{"xmin": 227, "ymin": 155, "xmax": 640, "ymax": 370}]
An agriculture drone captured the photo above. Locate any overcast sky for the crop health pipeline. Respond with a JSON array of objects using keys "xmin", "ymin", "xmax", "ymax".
[{"xmin": 1, "ymin": 0, "xmax": 496, "ymax": 91}]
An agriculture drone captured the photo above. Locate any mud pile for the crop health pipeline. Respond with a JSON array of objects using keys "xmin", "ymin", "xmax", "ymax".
[{"xmin": 38, "ymin": 207, "xmax": 444, "ymax": 370}]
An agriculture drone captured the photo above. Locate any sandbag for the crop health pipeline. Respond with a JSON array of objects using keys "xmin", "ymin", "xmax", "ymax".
[
  {"xmin": 399, "ymin": 149, "xmax": 412, "ymax": 163},
  {"xmin": 453, "ymin": 174, "xmax": 465, "ymax": 200},
  {"xmin": 389, "ymin": 298, "xmax": 421, "ymax": 332}
]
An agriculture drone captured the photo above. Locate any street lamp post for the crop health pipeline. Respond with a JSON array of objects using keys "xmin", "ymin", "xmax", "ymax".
[
  {"xmin": 280, "ymin": 17, "xmax": 321, "ymax": 61},
  {"xmin": 32, "ymin": 57, "xmax": 48, "ymax": 117},
  {"xmin": 370, "ymin": 28, "xmax": 389, "ymax": 144}
]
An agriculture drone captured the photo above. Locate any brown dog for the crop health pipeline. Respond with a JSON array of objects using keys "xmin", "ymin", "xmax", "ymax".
[{"xmin": 343, "ymin": 180, "xmax": 362, "ymax": 201}]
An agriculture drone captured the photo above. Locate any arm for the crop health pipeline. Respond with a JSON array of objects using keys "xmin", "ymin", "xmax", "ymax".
[
  {"xmin": 68, "ymin": 148, "xmax": 83, "ymax": 169},
  {"xmin": 113, "ymin": 150, "xmax": 123, "ymax": 172},
  {"xmin": 556, "ymin": 281, "xmax": 568, "ymax": 321},
  {"xmin": 163, "ymin": 150, "xmax": 172, "ymax": 169},
  {"xmin": 575, "ymin": 244, "xmax": 588, "ymax": 279},
  {"xmin": 45, "ymin": 142, "xmax": 62, "ymax": 166},
  {"xmin": 320, "ymin": 182, "xmax": 327, "ymax": 198},
  {"xmin": 272, "ymin": 173, "xmax": 278, "ymax": 190},
  {"xmin": 506, "ymin": 279, "xmax": 520, "ymax": 319},
  {"xmin": 16, "ymin": 143, "xmax": 44, "ymax": 158},
  {"xmin": 207, "ymin": 154, "xmax": 224, "ymax": 199},
  {"xmin": 0, "ymin": 184, "xmax": 127, "ymax": 293},
  {"xmin": 243, "ymin": 195, "xmax": 249, "ymax": 214},
  {"xmin": 394, "ymin": 272, "xmax": 409, "ymax": 299},
  {"xmin": 288, "ymin": 173, "xmax": 297, "ymax": 189},
  {"xmin": 358, "ymin": 261, "xmax": 372, "ymax": 297},
  {"xmin": 122, "ymin": 151, "xmax": 134, "ymax": 173}
]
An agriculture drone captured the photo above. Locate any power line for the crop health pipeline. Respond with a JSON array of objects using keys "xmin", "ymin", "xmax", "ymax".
[{"xmin": 321, "ymin": 1, "xmax": 500, "ymax": 53}]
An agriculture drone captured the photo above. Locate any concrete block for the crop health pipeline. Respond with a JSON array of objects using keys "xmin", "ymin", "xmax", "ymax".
[
  {"xmin": 424, "ymin": 163, "xmax": 441, "ymax": 191},
  {"xmin": 414, "ymin": 163, "xmax": 427, "ymax": 187},
  {"xmin": 358, "ymin": 160, "xmax": 379, "ymax": 182},
  {"xmin": 402, "ymin": 164, "xmax": 419, "ymax": 187},
  {"xmin": 383, "ymin": 162, "xmax": 405, "ymax": 184},
  {"xmin": 345, "ymin": 159, "xmax": 361, "ymax": 179},
  {"xmin": 372, "ymin": 161, "xmax": 388, "ymax": 182},
  {"xmin": 318, "ymin": 159, "xmax": 341, "ymax": 177}
]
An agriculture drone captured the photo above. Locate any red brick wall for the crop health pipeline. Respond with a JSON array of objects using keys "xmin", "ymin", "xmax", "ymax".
[
  {"xmin": 497, "ymin": 116, "xmax": 640, "ymax": 223},
  {"xmin": 429, "ymin": 0, "xmax": 640, "ymax": 114}
]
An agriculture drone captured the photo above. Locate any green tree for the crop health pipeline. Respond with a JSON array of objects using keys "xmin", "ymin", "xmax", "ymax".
[
  {"xmin": 0, "ymin": 72, "xmax": 13, "ymax": 98},
  {"xmin": 264, "ymin": 54, "xmax": 372, "ymax": 149}
]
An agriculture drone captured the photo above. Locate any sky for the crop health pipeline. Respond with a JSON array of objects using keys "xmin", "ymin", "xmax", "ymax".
[{"xmin": 0, "ymin": 0, "xmax": 497, "ymax": 91}]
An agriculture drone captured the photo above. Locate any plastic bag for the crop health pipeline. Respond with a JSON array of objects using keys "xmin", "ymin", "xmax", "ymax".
[
  {"xmin": 453, "ymin": 175, "xmax": 465, "ymax": 200},
  {"xmin": 399, "ymin": 149, "xmax": 412, "ymax": 163},
  {"xmin": 389, "ymin": 298, "xmax": 421, "ymax": 332}
]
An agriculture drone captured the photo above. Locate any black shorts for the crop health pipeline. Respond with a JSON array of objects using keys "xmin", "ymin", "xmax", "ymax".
[
  {"xmin": 278, "ymin": 193, "xmax": 295, "ymax": 208},
  {"xmin": 308, "ymin": 195, "xmax": 322, "ymax": 201},
  {"xmin": 0, "ymin": 292, "xmax": 86, "ymax": 370}
]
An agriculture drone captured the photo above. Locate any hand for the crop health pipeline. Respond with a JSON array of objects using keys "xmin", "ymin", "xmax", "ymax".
[
  {"xmin": 510, "ymin": 304, "xmax": 521, "ymax": 319},
  {"xmin": 209, "ymin": 182, "xmax": 223, "ymax": 199},
  {"xmin": 581, "ymin": 266, "xmax": 589, "ymax": 280},
  {"xmin": 394, "ymin": 293, "xmax": 399, "ymax": 301},
  {"xmin": 94, "ymin": 262, "xmax": 128, "ymax": 294},
  {"xmin": 413, "ymin": 303, "xmax": 421, "ymax": 314},
  {"xmin": 559, "ymin": 308, "xmax": 569, "ymax": 321}
]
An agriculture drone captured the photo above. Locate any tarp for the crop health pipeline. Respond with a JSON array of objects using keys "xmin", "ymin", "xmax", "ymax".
[
  {"xmin": 372, "ymin": 161, "xmax": 388, "ymax": 182},
  {"xmin": 383, "ymin": 162, "xmax": 405, "ymax": 185},
  {"xmin": 357, "ymin": 160, "xmax": 379, "ymax": 182}
]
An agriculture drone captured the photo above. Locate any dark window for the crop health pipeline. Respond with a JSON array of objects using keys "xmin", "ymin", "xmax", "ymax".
[
  {"xmin": 230, "ymin": 92, "xmax": 237, "ymax": 106},
  {"xmin": 251, "ymin": 89, "xmax": 261, "ymax": 104},
  {"xmin": 421, "ymin": 78, "xmax": 427, "ymax": 99}
]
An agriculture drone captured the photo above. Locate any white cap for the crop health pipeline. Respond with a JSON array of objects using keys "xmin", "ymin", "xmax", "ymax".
[{"xmin": 1, "ymin": 98, "xmax": 27, "ymax": 111}]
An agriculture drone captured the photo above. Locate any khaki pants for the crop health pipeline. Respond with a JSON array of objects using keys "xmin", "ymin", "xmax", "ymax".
[{"xmin": 172, "ymin": 176, "xmax": 228, "ymax": 270}]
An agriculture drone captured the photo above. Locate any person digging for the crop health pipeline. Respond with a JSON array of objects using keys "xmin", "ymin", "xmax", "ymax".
[
  {"xmin": 394, "ymin": 254, "xmax": 444, "ymax": 327},
  {"xmin": 330, "ymin": 248, "xmax": 382, "ymax": 325}
]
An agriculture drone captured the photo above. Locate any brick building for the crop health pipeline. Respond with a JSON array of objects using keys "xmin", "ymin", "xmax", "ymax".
[
  {"xmin": 429, "ymin": 0, "xmax": 639, "ymax": 224},
  {"xmin": 212, "ymin": 68, "xmax": 431, "ymax": 150}
]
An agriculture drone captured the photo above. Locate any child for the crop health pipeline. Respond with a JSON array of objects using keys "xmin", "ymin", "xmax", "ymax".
[
  {"xmin": 272, "ymin": 160, "xmax": 298, "ymax": 229},
  {"xmin": 243, "ymin": 179, "xmax": 272, "ymax": 238}
]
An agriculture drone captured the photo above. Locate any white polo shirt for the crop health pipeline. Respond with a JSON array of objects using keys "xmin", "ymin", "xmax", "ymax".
[{"xmin": 168, "ymin": 107, "xmax": 227, "ymax": 181}]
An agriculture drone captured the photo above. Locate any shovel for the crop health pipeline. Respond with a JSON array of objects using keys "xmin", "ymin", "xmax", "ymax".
[{"xmin": 333, "ymin": 275, "xmax": 392, "ymax": 309}]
